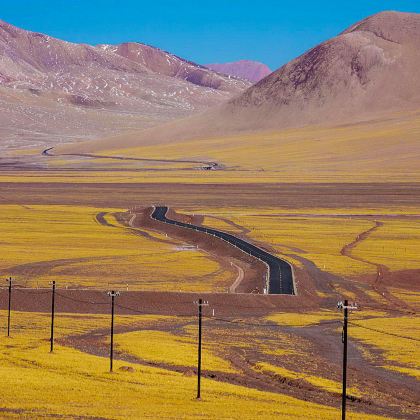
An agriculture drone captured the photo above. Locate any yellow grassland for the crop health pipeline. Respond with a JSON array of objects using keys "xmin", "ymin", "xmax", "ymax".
[
  {"xmin": 116, "ymin": 330, "xmax": 235, "ymax": 373},
  {"xmin": 349, "ymin": 316, "xmax": 420, "ymax": 379},
  {"xmin": 255, "ymin": 362, "xmax": 362, "ymax": 398},
  {"xmin": 91, "ymin": 112, "xmax": 420, "ymax": 182},
  {"xmin": 388, "ymin": 288, "xmax": 420, "ymax": 309},
  {"xmin": 194, "ymin": 207, "xmax": 420, "ymax": 278},
  {"xmin": 351, "ymin": 219, "xmax": 420, "ymax": 271},
  {"xmin": 267, "ymin": 310, "xmax": 340, "ymax": 327},
  {"xmin": 182, "ymin": 322, "xmax": 300, "ymax": 358},
  {"xmin": 266, "ymin": 310, "xmax": 419, "ymax": 383},
  {"xmin": 202, "ymin": 216, "xmax": 245, "ymax": 235},
  {"xmin": 201, "ymin": 212, "xmax": 375, "ymax": 277},
  {"xmin": 266, "ymin": 310, "xmax": 387, "ymax": 328},
  {"xmin": 0, "ymin": 311, "xmax": 389, "ymax": 419},
  {"xmin": 0, "ymin": 205, "xmax": 231, "ymax": 291},
  {"xmin": 4, "ymin": 111, "xmax": 420, "ymax": 183},
  {"xmin": 0, "ymin": 168, "xmax": 419, "ymax": 184}
]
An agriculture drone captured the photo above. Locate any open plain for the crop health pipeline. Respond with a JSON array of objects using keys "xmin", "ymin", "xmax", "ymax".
[
  {"xmin": 0, "ymin": 173, "xmax": 419, "ymax": 419},
  {"xmin": 1, "ymin": 7, "xmax": 420, "ymax": 420}
]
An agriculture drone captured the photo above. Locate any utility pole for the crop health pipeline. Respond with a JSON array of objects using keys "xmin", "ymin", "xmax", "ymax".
[
  {"xmin": 50, "ymin": 281, "xmax": 56, "ymax": 353},
  {"xmin": 7, "ymin": 277, "xmax": 12, "ymax": 337},
  {"xmin": 194, "ymin": 298, "xmax": 208, "ymax": 399},
  {"xmin": 337, "ymin": 300, "xmax": 358, "ymax": 420},
  {"xmin": 107, "ymin": 291, "xmax": 120, "ymax": 372}
]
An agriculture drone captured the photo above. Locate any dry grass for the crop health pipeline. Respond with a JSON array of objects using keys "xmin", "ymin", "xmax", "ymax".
[
  {"xmin": 196, "ymin": 208, "xmax": 420, "ymax": 279},
  {"xmin": 349, "ymin": 316, "xmax": 420, "ymax": 379},
  {"xmin": 255, "ymin": 362, "xmax": 362, "ymax": 398},
  {"xmin": 200, "ymin": 210, "xmax": 375, "ymax": 277},
  {"xmin": 0, "ymin": 205, "xmax": 231, "ymax": 291},
  {"xmin": 0, "ymin": 310, "xmax": 388, "ymax": 419},
  {"xmin": 88, "ymin": 111, "xmax": 420, "ymax": 182},
  {"xmin": 266, "ymin": 310, "xmax": 341, "ymax": 327},
  {"xmin": 116, "ymin": 330, "xmax": 235, "ymax": 373},
  {"xmin": 3, "ymin": 112, "xmax": 420, "ymax": 185},
  {"xmin": 388, "ymin": 289, "xmax": 420, "ymax": 310},
  {"xmin": 351, "ymin": 219, "xmax": 420, "ymax": 271}
]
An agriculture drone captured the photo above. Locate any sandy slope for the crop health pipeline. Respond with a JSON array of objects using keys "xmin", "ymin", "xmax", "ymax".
[
  {"xmin": 55, "ymin": 12, "xmax": 420, "ymax": 181},
  {"xmin": 0, "ymin": 20, "xmax": 250, "ymax": 150},
  {"xmin": 206, "ymin": 60, "xmax": 272, "ymax": 82}
]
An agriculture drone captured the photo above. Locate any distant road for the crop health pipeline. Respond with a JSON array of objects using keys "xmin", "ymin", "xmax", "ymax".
[{"xmin": 151, "ymin": 206, "xmax": 295, "ymax": 295}]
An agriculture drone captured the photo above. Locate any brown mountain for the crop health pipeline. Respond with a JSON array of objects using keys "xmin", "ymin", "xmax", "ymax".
[
  {"xmin": 0, "ymin": 20, "xmax": 250, "ymax": 150},
  {"xmin": 65, "ymin": 10, "xmax": 420, "ymax": 155},
  {"xmin": 205, "ymin": 60, "xmax": 272, "ymax": 83},
  {"xmin": 226, "ymin": 11, "xmax": 420, "ymax": 129}
]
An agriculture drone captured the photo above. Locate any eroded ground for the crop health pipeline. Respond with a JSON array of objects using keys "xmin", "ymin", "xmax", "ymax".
[{"xmin": 0, "ymin": 181, "xmax": 419, "ymax": 419}]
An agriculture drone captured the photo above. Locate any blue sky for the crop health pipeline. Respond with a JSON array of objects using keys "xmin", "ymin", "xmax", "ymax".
[{"xmin": 2, "ymin": 1, "xmax": 420, "ymax": 70}]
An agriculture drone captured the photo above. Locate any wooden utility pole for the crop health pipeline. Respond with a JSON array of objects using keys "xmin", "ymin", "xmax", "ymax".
[
  {"xmin": 337, "ymin": 300, "xmax": 358, "ymax": 420},
  {"xmin": 7, "ymin": 277, "xmax": 12, "ymax": 337},
  {"xmin": 50, "ymin": 281, "xmax": 56, "ymax": 352},
  {"xmin": 194, "ymin": 298, "xmax": 208, "ymax": 399},
  {"xmin": 107, "ymin": 291, "xmax": 120, "ymax": 372}
]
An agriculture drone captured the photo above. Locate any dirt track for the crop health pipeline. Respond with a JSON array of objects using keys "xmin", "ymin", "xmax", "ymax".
[
  {"xmin": 2, "ymin": 182, "xmax": 420, "ymax": 208},
  {"xmin": 0, "ymin": 181, "xmax": 419, "ymax": 418}
]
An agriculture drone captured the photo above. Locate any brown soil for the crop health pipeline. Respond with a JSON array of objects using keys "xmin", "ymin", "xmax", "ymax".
[
  {"xmin": 55, "ymin": 310, "xmax": 420, "ymax": 419},
  {"xmin": 0, "ymin": 181, "xmax": 419, "ymax": 418},
  {"xmin": 129, "ymin": 206, "xmax": 267, "ymax": 293},
  {"xmin": 1, "ymin": 182, "xmax": 420, "ymax": 209}
]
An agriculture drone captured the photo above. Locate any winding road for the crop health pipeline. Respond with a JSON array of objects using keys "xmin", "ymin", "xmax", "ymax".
[{"xmin": 151, "ymin": 206, "xmax": 295, "ymax": 295}]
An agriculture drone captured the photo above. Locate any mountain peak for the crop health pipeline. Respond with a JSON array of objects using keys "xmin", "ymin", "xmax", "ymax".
[
  {"xmin": 220, "ymin": 11, "xmax": 420, "ymax": 130},
  {"xmin": 342, "ymin": 10, "xmax": 420, "ymax": 44},
  {"xmin": 0, "ymin": 19, "xmax": 250, "ymax": 150},
  {"xmin": 206, "ymin": 60, "xmax": 271, "ymax": 83}
]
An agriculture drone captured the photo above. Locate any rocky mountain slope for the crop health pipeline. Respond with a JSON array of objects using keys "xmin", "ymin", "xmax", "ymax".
[
  {"xmin": 205, "ymin": 60, "xmax": 271, "ymax": 83},
  {"xmin": 65, "ymin": 11, "xmax": 420, "ymax": 155},
  {"xmin": 227, "ymin": 11, "xmax": 420, "ymax": 128},
  {"xmin": 0, "ymin": 20, "xmax": 250, "ymax": 150}
]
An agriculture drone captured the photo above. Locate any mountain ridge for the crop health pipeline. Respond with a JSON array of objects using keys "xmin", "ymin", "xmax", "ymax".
[
  {"xmin": 61, "ymin": 10, "xmax": 420, "ymax": 155},
  {"xmin": 206, "ymin": 60, "xmax": 272, "ymax": 82},
  {"xmin": 0, "ymin": 19, "xmax": 250, "ymax": 150}
]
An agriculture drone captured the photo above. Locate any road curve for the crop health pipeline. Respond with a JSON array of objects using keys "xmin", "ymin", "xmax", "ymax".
[{"xmin": 151, "ymin": 206, "xmax": 295, "ymax": 295}]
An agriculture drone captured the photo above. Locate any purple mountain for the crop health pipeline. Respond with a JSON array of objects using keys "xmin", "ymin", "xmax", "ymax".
[{"xmin": 206, "ymin": 60, "xmax": 272, "ymax": 83}]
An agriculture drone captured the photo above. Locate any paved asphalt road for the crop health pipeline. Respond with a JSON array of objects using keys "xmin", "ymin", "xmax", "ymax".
[{"xmin": 151, "ymin": 206, "xmax": 295, "ymax": 295}]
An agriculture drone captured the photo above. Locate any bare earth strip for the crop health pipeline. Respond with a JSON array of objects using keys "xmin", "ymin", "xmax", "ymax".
[{"xmin": 340, "ymin": 220, "xmax": 415, "ymax": 311}]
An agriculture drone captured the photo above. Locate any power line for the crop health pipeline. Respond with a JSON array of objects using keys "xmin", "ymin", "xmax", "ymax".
[
  {"xmin": 348, "ymin": 321, "xmax": 420, "ymax": 342},
  {"xmin": 15, "ymin": 288, "xmax": 51, "ymax": 295},
  {"xmin": 3, "ymin": 288, "xmax": 419, "ymax": 341},
  {"xmin": 114, "ymin": 302, "xmax": 195, "ymax": 317},
  {"xmin": 54, "ymin": 291, "xmax": 109, "ymax": 306}
]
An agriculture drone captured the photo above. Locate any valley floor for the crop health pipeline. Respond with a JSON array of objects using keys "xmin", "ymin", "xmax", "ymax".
[{"xmin": 0, "ymin": 179, "xmax": 419, "ymax": 418}]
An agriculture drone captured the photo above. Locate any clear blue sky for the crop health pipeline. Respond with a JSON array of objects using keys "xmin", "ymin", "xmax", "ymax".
[{"xmin": 2, "ymin": 1, "xmax": 420, "ymax": 70}]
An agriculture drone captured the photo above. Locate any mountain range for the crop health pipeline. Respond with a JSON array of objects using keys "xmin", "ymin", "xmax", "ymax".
[
  {"xmin": 2, "ymin": 9, "xmax": 420, "ymax": 179},
  {"xmin": 0, "ymin": 19, "xmax": 250, "ymax": 150},
  {"xmin": 65, "ymin": 11, "xmax": 420, "ymax": 153},
  {"xmin": 206, "ymin": 60, "xmax": 271, "ymax": 82}
]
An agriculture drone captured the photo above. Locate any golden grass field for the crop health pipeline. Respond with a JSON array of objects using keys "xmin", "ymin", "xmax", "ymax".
[
  {"xmin": 193, "ymin": 207, "xmax": 420, "ymax": 279},
  {"xmin": 0, "ymin": 202, "xmax": 418, "ymax": 418},
  {"xmin": 1, "ymin": 121, "xmax": 420, "ymax": 419},
  {"xmin": 0, "ymin": 205, "xmax": 232, "ymax": 292},
  {"xmin": 3, "ymin": 110, "xmax": 419, "ymax": 185},
  {"xmin": 266, "ymin": 309, "xmax": 420, "ymax": 379},
  {"xmin": 40, "ymin": 110, "xmax": 420, "ymax": 183},
  {"xmin": 0, "ymin": 309, "xmax": 407, "ymax": 419}
]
